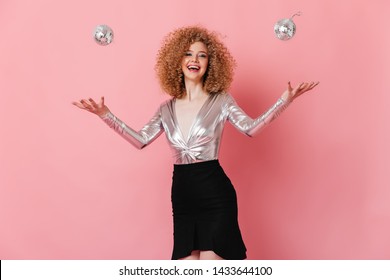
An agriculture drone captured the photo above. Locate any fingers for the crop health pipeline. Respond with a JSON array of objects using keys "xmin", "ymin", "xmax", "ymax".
[
  {"xmin": 72, "ymin": 101, "xmax": 85, "ymax": 109},
  {"xmin": 300, "ymin": 82, "xmax": 319, "ymax": 89},
  {"xmin": 72, "ymin": 100, "xmax": 90, "ymax": 110},
  {"xmin": 308, "ymin": 81, "xmax": 320, "ymax": 90},
  {"xmin": 88, "ymin": 98, "xmax": 98, "ymax": 108},
  {"xmin": 74, "ymin": 98, "xmax": 96, "ymax": 111},
  {"xmin": 80, "ymin": 99, "xmax": 93, "ymax": 110},
  {"xmin": 290, "ymin": 81, "xmax": 319, "ymax": 99},
  {"xmin": 301, "ymin": 82, "xmax": 319, "ymax": 92},
  {"xmin": 72, "ymin": 96, "xmax": 107, "ymax": 116},
  {"xmin": 288, "ymin": 81, "xmax": 293, "ymax": 92},
  {"xmin": 294, "ymin": 83, "xmax": 305, "ymax": 97}
]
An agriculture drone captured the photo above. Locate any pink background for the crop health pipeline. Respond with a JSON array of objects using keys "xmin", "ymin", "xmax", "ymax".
[{"xmin": 1, "ymin": 0, "xmax": 389, "ymax": 259}]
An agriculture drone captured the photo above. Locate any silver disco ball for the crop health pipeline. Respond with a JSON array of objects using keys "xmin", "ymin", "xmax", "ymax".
[
  {"xmin": 274, "ymin": 12, "xmax": 301, "ymax": 41},
  {"xmin": 93, "ymin": 24, "xmax": 114, "ymax": 46}
]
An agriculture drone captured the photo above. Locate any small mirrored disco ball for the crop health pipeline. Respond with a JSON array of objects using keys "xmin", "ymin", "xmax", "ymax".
[
  {"xmin": 93, "ymin": 25, "xmax": 114, "ymax": 46},
  {"xmin": 274, "ymin": 18, "xmax": 296, "ymax": 40},
  {"xmin": 274, "ymin": 12, "xmax": 301, "ymax": 41}
]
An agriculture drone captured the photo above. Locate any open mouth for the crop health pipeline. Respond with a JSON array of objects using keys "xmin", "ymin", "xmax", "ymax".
[{"xmin": 187, "ymin": 65, "xmax": 200, "ymax": 72}]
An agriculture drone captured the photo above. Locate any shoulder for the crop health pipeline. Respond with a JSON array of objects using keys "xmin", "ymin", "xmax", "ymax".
[
  {"xmin": 158, "ymin": 97, "xmax": 174, "ymax": 108},
  {"xmin": 211, "ymin": 91, "xmax": 232, "ymax": 99},
  {"xmin": 158, "ymin": 97, "xmax": 175, "ymax": 116},
  {"xmin": 209, "ymin": 93, "xmax": 236, "ymax": 115},
  {"xmin": 214, "ymin": 92, "xmax": 235, "ymax": 104}
]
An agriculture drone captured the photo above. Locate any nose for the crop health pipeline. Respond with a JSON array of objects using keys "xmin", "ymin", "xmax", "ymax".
[{"xmin": 191, "ymin": 55, "xmax": 199, "ymax": 63}]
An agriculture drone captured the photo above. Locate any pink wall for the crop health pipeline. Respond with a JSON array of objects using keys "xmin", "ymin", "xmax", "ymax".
[{"xmin": 1, "ymin": 0, "xmax": 389, "ymax": 259}]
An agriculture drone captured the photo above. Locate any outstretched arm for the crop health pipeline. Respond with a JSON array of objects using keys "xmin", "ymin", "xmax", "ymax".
[
  {"xmin": 228, "ymin": 82, "xmax": 319, "ymax": 137},
  {"xmin": 72, "ymin": 97, "xmax": 163, "ymax": 149}
]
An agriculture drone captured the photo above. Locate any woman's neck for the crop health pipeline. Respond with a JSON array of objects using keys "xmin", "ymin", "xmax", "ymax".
[{"xmin": 183, "ymin": 79, "xmax": 207, "ymax": 101}]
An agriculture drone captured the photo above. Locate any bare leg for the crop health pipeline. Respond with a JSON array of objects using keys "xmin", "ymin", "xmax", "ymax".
[
  {"xmin": 199, "ymin": 250, "xmax": 224, "ymax": 260},
  {"xmin": 179, "ymin": 250, "xmax": 200, "ymax": 260}
]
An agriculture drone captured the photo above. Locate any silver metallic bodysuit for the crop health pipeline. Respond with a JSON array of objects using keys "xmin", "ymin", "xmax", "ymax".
[{"xmin": 101, "ymin": 93, "xmax": 290, "ymax": 164}]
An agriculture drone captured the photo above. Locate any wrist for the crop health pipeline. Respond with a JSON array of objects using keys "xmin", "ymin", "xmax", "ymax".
[
  {"xmin": 98, "ymin": 110, "xmax": 111, "ymax": 119},
  {"xmin": 280, "ymin": 93, "xmax": 292, "ymax": 103}
]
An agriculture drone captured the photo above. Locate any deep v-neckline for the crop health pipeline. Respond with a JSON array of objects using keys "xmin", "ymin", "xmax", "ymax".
[{"xmin": 173, "ymin": 94, "xmax": 212, "ymax": 143}]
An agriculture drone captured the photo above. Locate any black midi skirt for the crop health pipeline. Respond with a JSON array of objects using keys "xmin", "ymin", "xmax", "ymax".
[{"xmin": 171, "ymin": 160, "xmax": 247, "ymax": 260}]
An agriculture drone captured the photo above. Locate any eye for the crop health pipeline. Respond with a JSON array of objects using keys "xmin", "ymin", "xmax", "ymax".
[
  {"xmin": 184, "ymin": 52, "xmax": 192, "ymax": 56},
  {"xmin": 199, "ymin": 53, "xmax": 208, "ymax": 58}
]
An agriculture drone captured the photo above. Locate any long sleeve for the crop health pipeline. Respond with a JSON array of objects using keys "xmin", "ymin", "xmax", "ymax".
[
  {"xmin": 227, "ymin": 94, "xmax": 291, "ymax": 137},
  {"xmin": 100, "ymin": 108, "xmax": 163, "ymax": 149}
]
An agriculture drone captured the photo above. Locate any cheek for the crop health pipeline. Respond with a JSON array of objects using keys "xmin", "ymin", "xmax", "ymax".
[
  {"xmin": 182, "ymin": 58, "xmax": 190, "ymax": 66},
  {"xmin": 181, "ymin": 60, "xmax": 187, "ymax": 69}
]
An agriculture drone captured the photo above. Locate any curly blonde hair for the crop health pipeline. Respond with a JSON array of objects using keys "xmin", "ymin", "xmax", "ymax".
[{"xmin": 155, "ymin": 26, "xmax": 236, "ymax": 98}]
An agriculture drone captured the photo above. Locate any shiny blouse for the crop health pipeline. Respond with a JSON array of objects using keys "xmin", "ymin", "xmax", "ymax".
[{"xmin": 100, "ymin": 93, "xmax": 290, "ymax": 164}]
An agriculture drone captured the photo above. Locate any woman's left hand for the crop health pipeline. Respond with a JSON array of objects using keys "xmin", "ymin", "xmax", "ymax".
[{"xmin": 281, "ymin": 81, "xmax": 319, "ymax": 102}]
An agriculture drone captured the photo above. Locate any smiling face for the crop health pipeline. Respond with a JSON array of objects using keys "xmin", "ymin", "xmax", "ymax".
[{"xmin": 181, "ymin": 41, "xmax": 209, "ymax": 83}]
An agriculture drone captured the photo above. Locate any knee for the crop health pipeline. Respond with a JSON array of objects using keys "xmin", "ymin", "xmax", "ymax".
[
  {"xmin": 199, "ymin": 250, "xmax": 224, "ymax": 260},
  {"xmin": 179, "ymin": 250, "xmax": 200, "ymax": 260}
]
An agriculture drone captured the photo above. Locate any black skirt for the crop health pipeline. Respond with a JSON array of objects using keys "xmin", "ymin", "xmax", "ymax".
[{"xmin": 171, "ymin": 160, "xmax": 247, "ymax": 260}]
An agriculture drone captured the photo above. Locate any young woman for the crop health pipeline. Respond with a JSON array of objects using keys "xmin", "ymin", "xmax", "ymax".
[{"xmin": 73, "ymin": 26, "xmax": 318, "ymax": 260}]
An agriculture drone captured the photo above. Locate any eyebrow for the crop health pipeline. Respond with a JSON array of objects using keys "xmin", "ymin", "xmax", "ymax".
[{"xmin": 187, "ymin": 50, "xmax": 208, "ymax": 54}]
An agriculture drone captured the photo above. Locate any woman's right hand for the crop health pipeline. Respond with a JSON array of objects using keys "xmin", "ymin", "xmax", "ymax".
[{"xmin": 72, "ymin": 96, "xmax": 109, "ymax": 117}]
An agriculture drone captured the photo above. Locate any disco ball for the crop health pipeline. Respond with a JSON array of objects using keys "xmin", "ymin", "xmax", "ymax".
[
  {"xmin": 274, "ymin": 12, "xmax": 301, "ymax": 41},
  {"xmin": 93, "ymin": 25, "xmax": 114, "ymax": 46}
]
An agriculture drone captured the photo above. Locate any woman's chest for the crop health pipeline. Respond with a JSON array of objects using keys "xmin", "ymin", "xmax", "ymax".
[
  {"xmin": 174, "ymin": 98, "xmax": 210, "ymax": 142},
  {"xmin": 161, "ymin": 94, "xmax": 228, "ymax": 145}
]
